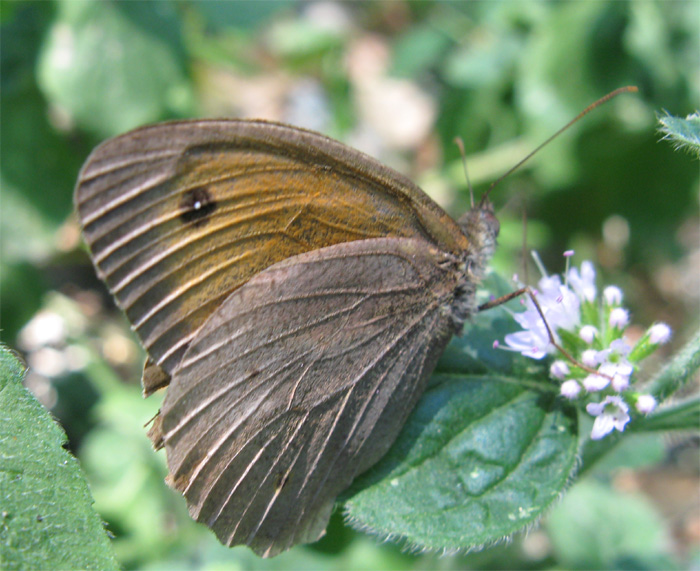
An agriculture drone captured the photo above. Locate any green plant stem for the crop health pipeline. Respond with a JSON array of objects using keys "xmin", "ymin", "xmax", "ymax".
[
  {"xmin": 632, "ymin": 394, "xmax": 700, "ymax": 432},
  {"xmin": 577, "ymin": 427, "xmax": 623, "ymax": 477},
  {"xmin": 647, "ymin": 327, "xmax": 700, "ymax": 401}
]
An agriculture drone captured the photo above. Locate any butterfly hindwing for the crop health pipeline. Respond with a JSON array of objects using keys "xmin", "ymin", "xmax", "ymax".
[{"xmin": 158, "ymin": 237, "xmax": 462, "ymax": 556}]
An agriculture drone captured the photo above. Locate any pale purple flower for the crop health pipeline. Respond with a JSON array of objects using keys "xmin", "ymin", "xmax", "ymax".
[
  {"xmin": 611, "ymin": 375, "xmax": 629, "ymax": 392},
  {"xmin": 502, "ymin": 256, "xmax": 588, "ymax": 359},
  {"xmin": 503, "ymin": 329, "xmax": 549, "ymax": 359},
  {"xmin": 500, "ymin": 253, "xmax": 668, "ymax": 442},
  {"xmin": 581, "ymin": 349, "xmax": 599, "ymax": 367},
  {"xmin": 542, "ymin": 284, "xmax": 581, "ymax": 332},
  {"xmin": 593, "ymin": 340, "xmax": 633, "ymax": 391},
  {"xmin": 561, "ymin": 379, "xmax": 581, "ymax": 399},
  {"xmin": 594, "ymin": 339, "xmax": 630, "ymax": 365},
  {"xmin": 568, "ymin": 261, "xmax": 597, "ymax": 302},
  {"xmin": 603, "ymin": 286, "xmax": 623, "ymax": 306},
  {"xmin": 579, "ymin": 325, "xmax": 598, "ymax": 344},
  {"xmin": 503, "ymin": 282, "xmax": 569, "ymax": 358},
  {"xmin": 598, "ymin": 360, "xmax": 634, "ymax": 392},
  {"xmin": 610, "ymin": 307, "xmax": 630, "ymax": 328},
  {"xmin": 609, "ymin": 338, "xmax": 632, "ymax": 356},
  {"xmin": 649, "ymin": 323, "xmax": 672, "ymax": 345},
  {"xmin": 550, "ymin": 360, "xmax": 570, "ymax": 379},
  {"xmin": 583, "ymin": 373, "xmax": 610, "ymax": 392},
  {"xmin": 635, "ymin": 394, "xmax": 657, "ymax": 414},
  {"xmin": 586, "ymin": 396, "xmax": 630, "ymax": 439}
]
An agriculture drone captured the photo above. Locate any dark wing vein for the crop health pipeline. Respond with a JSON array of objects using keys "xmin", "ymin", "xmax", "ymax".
[
  {"xmin": 75, "ymin": 119, "xmax": 469, "ymax": 378},
  {"xmin": 160, "ymin": 237, "xmax": 459, "ymax": 556}
]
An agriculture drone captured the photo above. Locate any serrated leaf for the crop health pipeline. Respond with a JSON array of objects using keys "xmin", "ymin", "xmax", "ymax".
[
  {"xmin": 0, "ymin": 345, "xmax": 118, "ymax": 571},
  {"xmin": 659, "ymin": 112, "xmax": 700, "ymax": 158},
  {"xmin": 342, "ymin": 281, "xmax": 578, "ymax": 552},
  {"xmin": 344, "ymin": 377, "xmax": 577, "ymax": 552}
]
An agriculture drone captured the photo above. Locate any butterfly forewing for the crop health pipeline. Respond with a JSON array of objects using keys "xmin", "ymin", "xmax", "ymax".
[
  {"xmin": 157, "ymin": 237, "xmax": 462, "ymax": 557},
  {"xmin": 75, "ymin": 120, "xmax": 469, "ymax": 382}
]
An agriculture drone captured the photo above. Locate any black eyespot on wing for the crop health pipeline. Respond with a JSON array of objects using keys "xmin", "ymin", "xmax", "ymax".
[{"xmin": 180, "ymin": 187, "xmax": 217, "ymax": 227}]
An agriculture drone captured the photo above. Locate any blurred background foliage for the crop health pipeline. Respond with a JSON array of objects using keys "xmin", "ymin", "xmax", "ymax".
[{"xmin": 1, "ymin": 1, "xmax": 698, "ymax": 569}]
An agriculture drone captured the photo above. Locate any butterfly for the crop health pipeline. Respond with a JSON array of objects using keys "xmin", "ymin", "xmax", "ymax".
[{"xmin": 74, "ymin": 119, "xmax": 499, "ymax": 557}]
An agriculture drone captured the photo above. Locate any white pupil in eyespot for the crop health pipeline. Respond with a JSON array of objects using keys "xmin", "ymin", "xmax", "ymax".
[{"xmin": 193, "ymin": 200, "xmax": 202, "ymax": 210}]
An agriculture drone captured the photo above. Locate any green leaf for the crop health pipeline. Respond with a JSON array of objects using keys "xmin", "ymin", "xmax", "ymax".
[
  {"xmin": 343, "ymin": 280, "xmax": 578, "ymax": 552},
  {"xmin": 546, "ymin": 479, "xmax": 676, "ymax": 570},
  {"xmin": 193, "ymin": 0, "xmax": 293, "ymax": 31},
  {"xmin": 391, "ymin": 26, "xmax": 451, "ymax": 78},
  {"xmin": 588, "ymin": 433, "xmax": 665, "ymax": 474},
  {"xmin": 0, "ymin": 2, "xmax": 86, "ymax": 234},
  {"xmin": 36, "ymin": 0, "xmax": 193, "ymax": 137},
  {"xmin": 659, "ymin": 112, "xmax": 700, "ymax": 158},
  {"xmin": 267, "ymin": 19, "xmax": 345, "ymax": 60},
  {"xmin": 443, "ymin": 35, "xmax": 521, "ymax": 89},
  {"xmin": 0, "ymin": 345, "xmax": 118, "ymax": 571}
]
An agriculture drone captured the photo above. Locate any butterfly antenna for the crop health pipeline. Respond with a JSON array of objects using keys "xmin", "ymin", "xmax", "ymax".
[
  {"xmin": 454, "ymin": 136, "xmax": 475, "ymax": 208},
  {"xmin": 479, "ymin": 86, "xmax": 639, "ymax": 207},
  {"xmin": 521, "ymin": 206, "xmax": 529, "ymax": 285}
]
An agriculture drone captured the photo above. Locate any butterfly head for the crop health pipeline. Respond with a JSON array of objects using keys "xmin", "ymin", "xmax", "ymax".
[
  {"xmin": 457, "ymin": 197, "xmax": 500, "ymax": 264},
  {"xmin": 448, "ymin": 198, "xmax": 500, "ymax": 330}
]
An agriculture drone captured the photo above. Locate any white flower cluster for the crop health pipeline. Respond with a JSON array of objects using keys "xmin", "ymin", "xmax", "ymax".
[{"xmin": 501, "ymin": 252, "xmax": 671, "ymax": 440}]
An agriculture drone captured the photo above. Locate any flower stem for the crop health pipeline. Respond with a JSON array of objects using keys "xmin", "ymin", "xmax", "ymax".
[{"xmin": 631, "ymin": 394, "xmax": 700, "ymax": 432}]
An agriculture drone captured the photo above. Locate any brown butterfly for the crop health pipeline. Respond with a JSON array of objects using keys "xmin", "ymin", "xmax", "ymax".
[{"xmin": 74, "ymin": 119, "xmax": 499, "ymax": 557}]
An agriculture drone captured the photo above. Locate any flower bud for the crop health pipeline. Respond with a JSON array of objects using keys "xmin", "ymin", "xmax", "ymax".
[
  {"xmin": 609, "ymin": 307, "xmax": 629, "ymax": 328},
  {"xmin": 579, "ymin": 325, "xmax": 598, "ymax": 344},
  {"xmin": 560, "ymin": 379, "xmax": 581, "ymax": 399},
  {"xmin": 603, "ymin": 286, "xmax": 623, "ymax": 306},
  {"xmin": 550, "ymin": 360, "xmax": 570, "ymax": 379},
  {"xmin": 635, "ymin": 394, "xmax": 657, "ymax": 414}
]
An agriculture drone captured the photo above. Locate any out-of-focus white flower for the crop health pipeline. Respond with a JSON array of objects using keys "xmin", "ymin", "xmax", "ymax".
[{"xmin": 18, "ymin": 311, "xmax": 66, "ymax": 350}]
